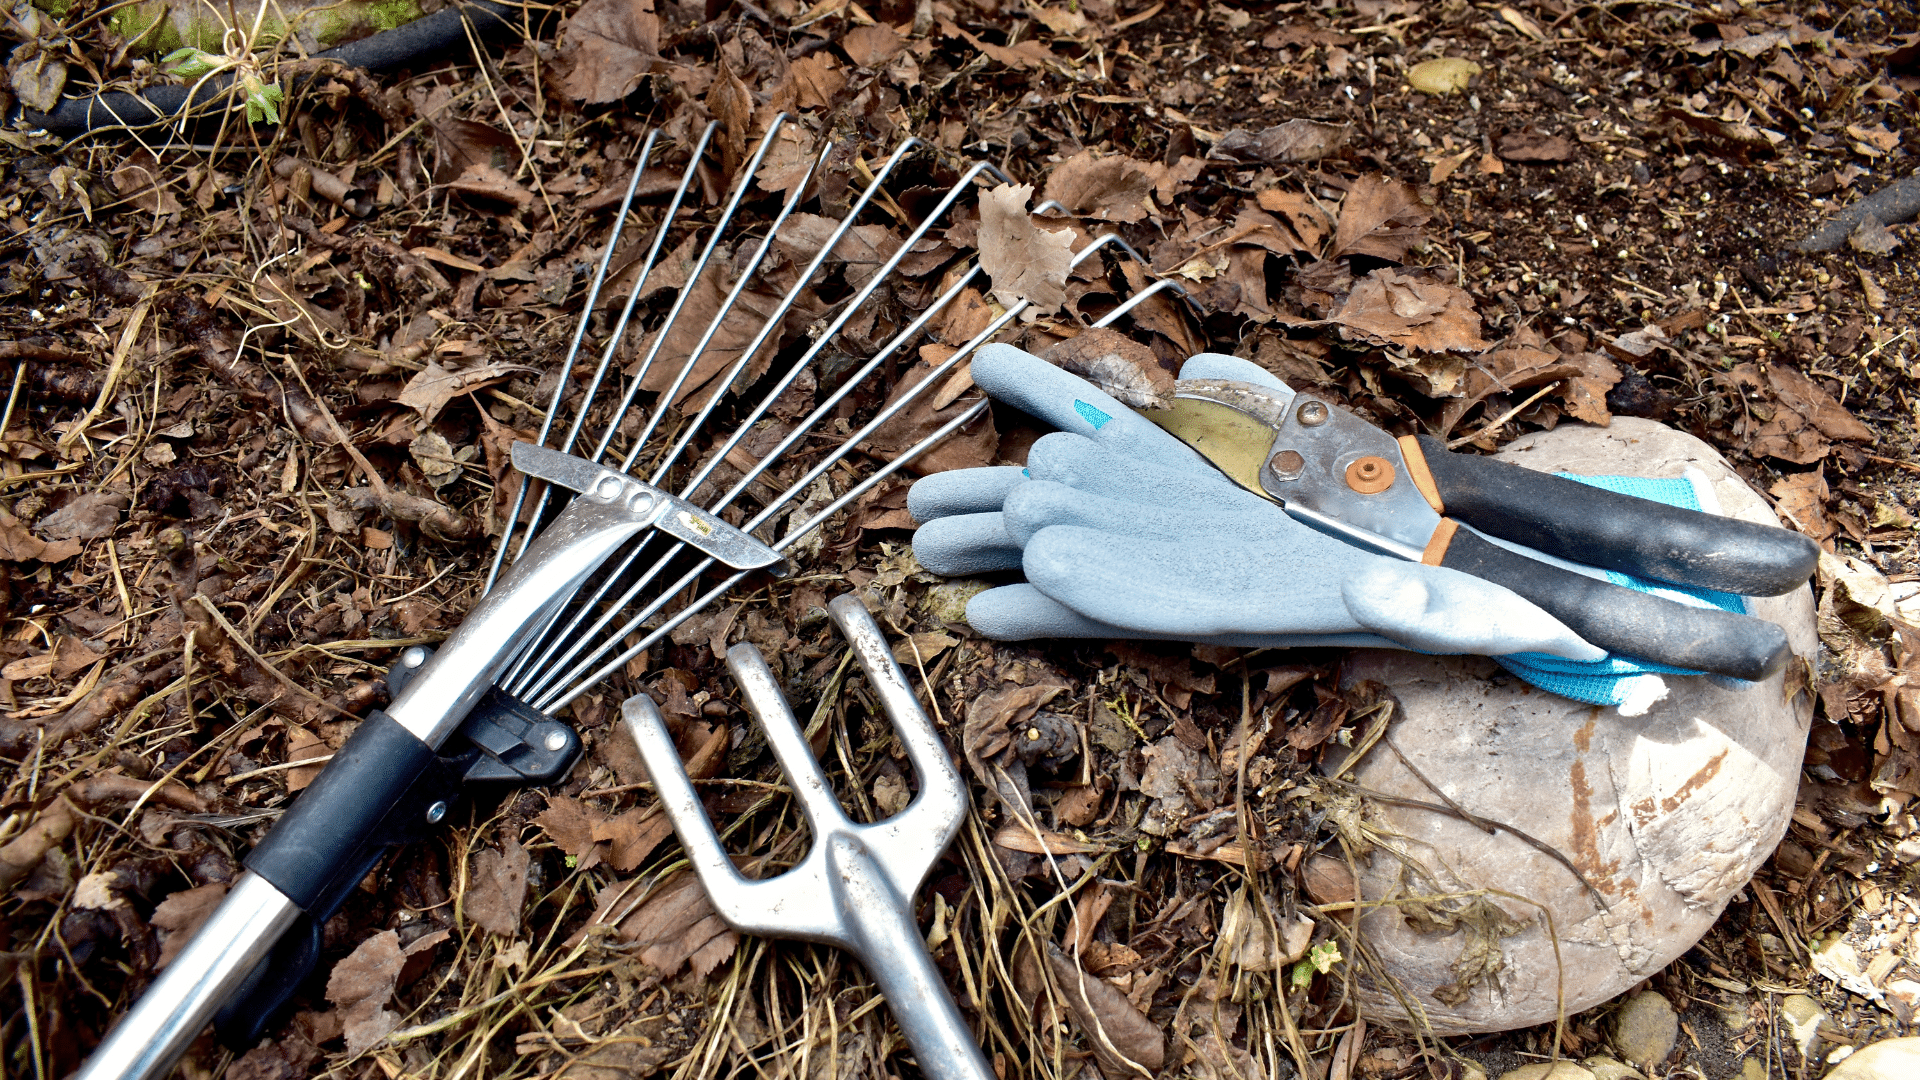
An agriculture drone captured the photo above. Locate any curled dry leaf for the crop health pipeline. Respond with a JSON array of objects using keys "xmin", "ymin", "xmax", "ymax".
[
  {"xmin": 1208, "ymin": 119, "xmax": 1352, "ymax": 164},
  {"xmin": 1328, "ymin": 174, "xmax": 1434, "ymax": 262},
  {"xmin": 553, "ymin": 0, "xmax": 661, "ymax": 103},
  {"xmin": 1040, "ymin": 326, "xmax": 1173, "ymax": 409},
  {"xmin": 151, "ymin": 883, "xmax": 227, "ymax": 967},
  {"xmin": 1496, "ymin": 129, "xmax": 1577, "ymax": 163},
  {"xmin": 1041, "ymin": 150, "xmax": 1158, "ymax": 223},
  {"xmin": 396, "ymin": 358, "xmax": 537, "ymax": 423},
  {"xmin": 1045, "ymin": 942, "xmax": 1165, "ymax": 1078},
  {"xmin": 1314, "ymin": 269, "xmax": 1489, "ymax": 355},
  {"xmin": 976, "ymin": 183, "xmax": 1076, "ymax": 315},
  {"xmin": 465, "ymin": 834, "xmax": 531, "ymax": 937}
]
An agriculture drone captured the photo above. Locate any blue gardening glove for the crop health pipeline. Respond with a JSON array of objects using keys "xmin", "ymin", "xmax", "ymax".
[
  {"xmin": 1493, "ymin": 472, "xmax": 1754, "ymax": 713},
  {"xmin": 908, "ymin": 345, "xmax": 1607, "ymax": 661}
]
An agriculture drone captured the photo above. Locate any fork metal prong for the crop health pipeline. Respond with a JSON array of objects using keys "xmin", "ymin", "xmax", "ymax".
[{"xmin": 725, "ymin": 643, "xmax": 850, "ymax": 832}]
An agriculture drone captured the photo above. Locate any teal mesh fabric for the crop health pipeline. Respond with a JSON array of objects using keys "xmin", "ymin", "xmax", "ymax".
[{"xmin": 1494, "ymin": 474, "xmax": 1754, "ymax": 707}]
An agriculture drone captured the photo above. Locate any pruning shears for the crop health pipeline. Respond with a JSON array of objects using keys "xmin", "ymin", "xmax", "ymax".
[{"xmin": 1141, "ymin": 379, "xmax": 1820, "ymax": 681}]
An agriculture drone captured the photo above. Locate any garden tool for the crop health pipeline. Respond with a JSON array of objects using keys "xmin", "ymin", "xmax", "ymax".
[
  {"xmin": 621, "ymin": 594, "xmax": 992, "ymax": 1080},
  {"xmin": 910, "ymin": 346, "xmax": 1819, "ymax": 688},
  {"xmin": 77, "ymin": 118, "xmax": 1172, "ymax": 1080}
]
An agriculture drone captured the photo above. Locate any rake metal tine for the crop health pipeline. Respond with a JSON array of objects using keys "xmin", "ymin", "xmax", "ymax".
[
  {"xmin": 641, "ymin": 136, "xmax": 933, "ymax": 485},
  {"xmin": 496, "ymin": 128, "xmax": 828, "ymax": 691},
  {"xmin": 539, "ymin": 398, "xmax": 989, "ymax": 714},
  {"xmin": 505, "ymin": 123, "xmax": 714, "ymax": 572},
  {"xmin": 589, "ymin": 116, "xmax": 804, "ymax": 464},
  {"xmin": 485, "ymin": 129, "xmax": 661, "ymax": 591},
  {"xmin": 528, "ymin": 231, "xmax": 1129, "ymax": 710}
]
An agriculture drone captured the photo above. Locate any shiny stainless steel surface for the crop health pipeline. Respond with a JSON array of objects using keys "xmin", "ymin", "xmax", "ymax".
[
  {"xmin": 72, "ymin": 874, "xmax": 300, "ymax": 1080},
  {"xmin": 620, "ymin": 595, "xmax": 989, "ymax": 1080}
]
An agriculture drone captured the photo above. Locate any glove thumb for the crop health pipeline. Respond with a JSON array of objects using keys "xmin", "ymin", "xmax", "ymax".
[{"xmin": 1341, "ymin": 564, "xmax": 1607, "ymax": 661}]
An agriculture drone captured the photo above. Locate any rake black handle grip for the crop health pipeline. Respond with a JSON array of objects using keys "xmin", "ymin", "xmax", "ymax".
[
  {"xmin": 1435, "ymin": 526, "xmax": 1791, "ymax": 681},
  {"xmin": 1411, "ymin": 435, "xmax": 1818, "ymax": 596}
]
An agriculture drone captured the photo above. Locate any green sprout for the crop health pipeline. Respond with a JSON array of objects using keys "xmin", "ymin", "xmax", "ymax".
[
  {"xmin": 1288, "ymin": 939, "xmax": 1343, "ymax": 991},
  {"xmin": 163, "ymin": 45, "xmax": 284, "ymax": 124}
]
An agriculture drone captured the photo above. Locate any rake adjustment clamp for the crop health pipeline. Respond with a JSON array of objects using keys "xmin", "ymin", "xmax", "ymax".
[{"xmin": 216, "ymin": 662, "xmax": 579, "ymax": 1049}]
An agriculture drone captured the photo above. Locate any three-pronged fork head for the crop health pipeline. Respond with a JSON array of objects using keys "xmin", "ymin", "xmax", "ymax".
[{"xmin": 621, "ymin": 594, "xmax": 992, "ymax": 1080}]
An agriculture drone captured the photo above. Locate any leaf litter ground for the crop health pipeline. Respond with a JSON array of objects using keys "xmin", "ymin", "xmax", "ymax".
[{"xmin": 1, "ymin": 1, "xmax": 1919, "ymax": 1078}]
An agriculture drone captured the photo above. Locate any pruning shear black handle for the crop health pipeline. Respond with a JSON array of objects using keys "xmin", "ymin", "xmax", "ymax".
[
  {"xmin": 1406, "ymin": 435, "xmax": 1819, "ymax": 596},
  {"xmin": 1429, "ymin": 523, "xmax": 1792, "ymax": 680}
]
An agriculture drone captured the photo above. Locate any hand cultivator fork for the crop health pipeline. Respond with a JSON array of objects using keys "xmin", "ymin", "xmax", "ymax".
[
  {"xmin": 77, "ymin": 115, "xmax": 1188, "ymax": 1080},
  {"xmin": 622, "ymin": 594, "xmax": 993, "ymax": 1080}
]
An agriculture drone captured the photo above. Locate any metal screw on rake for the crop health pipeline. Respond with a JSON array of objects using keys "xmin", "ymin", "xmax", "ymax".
[{"xmin": 621, "ymin": 595, "xmax": 993, "ymax": 1080}]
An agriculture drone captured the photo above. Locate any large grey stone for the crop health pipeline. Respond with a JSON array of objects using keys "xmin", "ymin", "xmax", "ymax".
[{"xmin": 1335, "ymin": 419, "xmax": 1815, "ymax": 1033}]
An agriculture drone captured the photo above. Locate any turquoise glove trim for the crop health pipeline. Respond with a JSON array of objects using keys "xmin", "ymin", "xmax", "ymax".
[
  {"xmin": 1073, "ymin": 399, "xmax": 1112, "ymax": 430},
  {"xmin": 1495, "ymin": 473, "xmax": 1753, "ymax": 707}
]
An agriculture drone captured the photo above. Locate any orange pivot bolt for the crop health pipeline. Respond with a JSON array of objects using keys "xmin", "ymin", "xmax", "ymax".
[{"xmin": 1345, "ymin": 456, "xmax": 1396, "ymax": 494}]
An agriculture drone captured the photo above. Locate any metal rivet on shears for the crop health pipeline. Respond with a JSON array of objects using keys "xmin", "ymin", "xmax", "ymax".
[
  {"xmin": 1296, "ymin": 400, "xmax": 1329, "ymax": 426},
  {"xmin": 1267, "ymin": 450, "xmax": 1306, "ymax": 481},
  {"xmin": 543, "ymin": 729, "xmax": 568, "ymax": 753},
  {"xmin": 1345, "ymin": 455, "xmax": 1396, "ymax": 494}
]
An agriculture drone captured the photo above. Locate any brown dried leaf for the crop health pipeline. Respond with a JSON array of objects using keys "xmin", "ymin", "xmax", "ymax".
[
  {"xmin": 1768, "ymin": 364, "xmax": 1874, "ymax": 443},
  {"xmin": 536, "ymin": 795, "xmax": 600, "ymax": 868},
  {"xmin": 707, "ymin": 62, "xmax": 753, "ymax": 178},
  {"xmin": 1208, "ymin": 119, "xmax": 1352, "ymax": 164},
  {"xmin": 754, "ymin": 125, "xmax": 819, "ymax": 201},
  {"xmin": 1040, "ymin": 326, "xmax": 1172, "ymax": 409},
  {"xmin": 977, "ymin": 183, "xmax": 1076, "ymax": 314},
  {"xmin": 784, "ymin": 54, "xmax": 847, "ymax": 111},
  {"xmin": 839, "ymin": 24, "xmax": 906, "ymax": 68},
  {"xmin": 444, "ymin": 163, "xmax": 534, "ymax": 208},
  {"xmin": 0, "ymin": 507, "xmax": 81, "ymax": 563},
  {"xmin": 633, "ymin": 274, "xmax": 796, "ymax": 408},
  {"xmin": 1042, "ymin": 151, "xmax": 1157, "ymax": 223},
  {"xmin": 111, "ymin": 153, "xmax": 183, "ymax": 216},
  {"xmin": 326, "ymin": 930, "xmax": 404, "ymax": 1056},
  {"xmin": 152, "ymin": 883, "xmax": 227, "ymax": 967},
  {"xmin": 553, "ymin": 0, "xmax": 660, "ymax": 104},
  {"xmin": 1256, "ymin": 189, "xmax": 1335, "ymax": 251},
  {"xmin": 1771, "ymin": 471, "xmax": 1835, "ymax": 542},
  {"xmin": 1496, "ymin": 130, "xmax": 1576, "ymax": 163},
  {"xmin": 35, "ymin": 492, "xmax": 127, "ymax": 541},
  {"xmin": 1849, "ymin": 217, "xmax": 1901, "ymax": 255},
  {"xmin": 593, "ymin": 805, "xmax": 675, "ymax": 872},
  {"xmin": 941, "ymin": 19, "xmax": 1061, "ymax": 70},
  {"xmin": 466, "ymin": 835, "xmax": 530, "ymax": 937},
  {"xmin": 613, "ymin": 869, "xmax": 739, "ymax": 979},
  {"xmin": 1322, "ymin": 270, "xmax": 1488, "ymax": 354},
  {"xmin": 1329, "ymin": 174, "xmax": 1433, "ymax": 261},
  {"xmin": 1045, "ymin": 942, "xmax": 1165, "ymax": 1078},
  {"xmin": 862, "ymin": 360, "xmax": 999, "ymax": 475},
  {"xmin": 772, "ymin": 214, "xmax": 901, "ymax": 290},
  {"xmin": 396, "ymin": 359, "xmax": 537, "ymax": 423}
]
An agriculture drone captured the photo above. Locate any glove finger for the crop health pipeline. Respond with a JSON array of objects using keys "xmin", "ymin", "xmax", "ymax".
[
  {"xmin": 971, "ymin": 343, "xmax": 1214, "ymax": 474},
  {"xmin": 1177, "ymin": 352, "xmax": 1292, "ymax": 392},
  {"xmin": 908, "ymin": 466, "xmax": 1028, "ymax": 522},
  {"xmin": 965, "ymin": 583, "xmax": 1402, "ymax": 650},
  {"xmin": 1022, "ymin": 527, "xmax": 1604, "ymax": 660},
  {"xmin": 910, "ymin": 512, "xmax": 1024, "ymax": 575},
  {"xmin": 1340, "ymin": 564, "xmax": 1606, "ymax": 661},
  {"xmin": 1002, "ymin": 480, "xmax": 1276, "ymax": 547},
  {"xmin": 1024, "ymin": 432, "xmax": 1271, "ymax": 516}
]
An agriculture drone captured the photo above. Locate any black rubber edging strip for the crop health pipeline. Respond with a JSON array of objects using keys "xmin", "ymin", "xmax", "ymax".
[
  {"xmin": 1795, "ymin": 174, "xmax": 1920, "ymax": 252},
  {"xmin": 17, "ymin": 0, "xmax": 519, "ymax": 139}
]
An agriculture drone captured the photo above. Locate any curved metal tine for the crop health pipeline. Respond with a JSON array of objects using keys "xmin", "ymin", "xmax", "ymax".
[
  {"xmin": 524, "ymin": 232, "xmax": 1121, "ymax": 707},
  {"xmin": 671, "ymin": 154, "xmax": 992, "ymax": 503},
  {"xmin": 495, "ymin": 138, "xmax": 833, "ymax": 691},
  {"xmin": 526, "ymin": 304, "xmax": 1012, "ymax": 711},
  {"xmin": 508, "ymin": 265, "xmax": 983, "ymax": 701},
  {"xmin": 486, "ymin": 130, "xmax": 662, "ymax": 591},
  {"xmin": 588, "ymin": 117, "xmax": 803, "ymax": 465},
  {"xmin": 506, "ymin": 261, "xmax": 987, "ymax": 701},
  {"xmin": 618, "ymin": 133, "xmax": 833, "ymax": 471},
  {"xmin": 511, "ymin": 145, "xmax": 967, "ymax": 699},
  {"xmin": 628, "ymin": 138, "xmax": 926, "ymax": 482},
  {"xmin": 505, "ymin": 124, "xmax": 714, "ymax": 570},
  {"xmin": 537, "ymin": 399, "xmax": 990, "ymax": 715},
  {"xmin": 827, "ymin": 596, "xmax": 966, "ymax": 855}
]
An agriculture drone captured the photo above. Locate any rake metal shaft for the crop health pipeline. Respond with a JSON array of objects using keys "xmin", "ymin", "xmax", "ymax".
[{"xmin": 621, "ymin": 595, "xmax": 992, "ymax": 1080}]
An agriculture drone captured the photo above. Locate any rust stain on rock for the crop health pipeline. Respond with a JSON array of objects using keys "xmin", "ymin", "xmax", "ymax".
[{"xmin": 1567, "ymin": 759, "xmax": 1622, "ymax": 895}]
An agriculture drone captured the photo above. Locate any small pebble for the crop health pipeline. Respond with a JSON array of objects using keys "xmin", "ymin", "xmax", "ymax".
[
  {"xmin": 1499, "ymin": 1063, "xmax": 1594, "ymax": 1080},
  {"xmin": 1780, "ymin": 994, "xmax": 1830, "ymax": 1059},
  {"xmin": 1581, "ymin": 1055, "xmax": 1644, "ymax": 1080},
  {"xmin": 1611, "ymin": 991, "xmax": 1677, "ymax": 1069}
]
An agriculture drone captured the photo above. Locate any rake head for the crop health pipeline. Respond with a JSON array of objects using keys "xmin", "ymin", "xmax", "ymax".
[{"xmin": 479, "ymin": 115, "xmax": 1189, "ymax": 718}]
